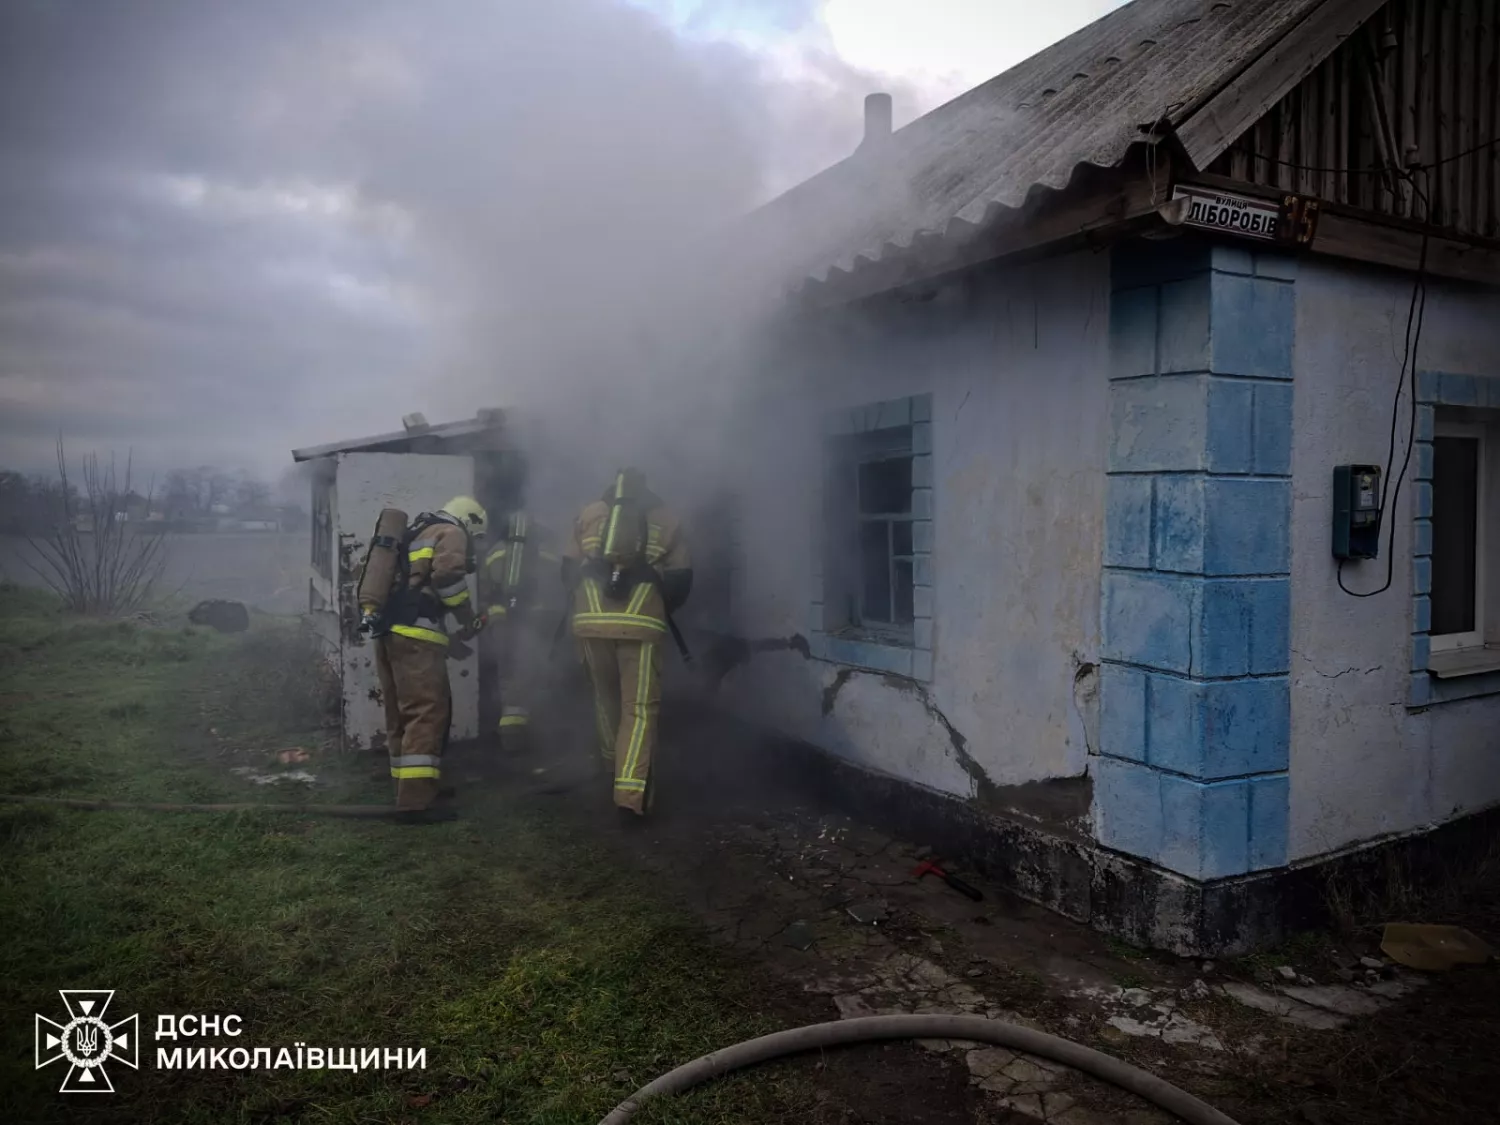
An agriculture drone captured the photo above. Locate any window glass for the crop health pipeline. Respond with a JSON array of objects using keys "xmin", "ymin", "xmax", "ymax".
[
  {"xmin": 858, "ymin": 456, "xmax": 912, "ymax": 515},
  {"xmin": 1431, "ymin": 435, "xmax": 1479, "ymax": 636},
  {"xmin": 893, "ymin": 560, "xmax": 915, "ymax": 624},
  {"xmin": 859, "ymin": 521, "xmax": 891, "ymax": 622},
  {"xmin": 892, "ymin": 520, "xmax": 913, "ymax": 557}
]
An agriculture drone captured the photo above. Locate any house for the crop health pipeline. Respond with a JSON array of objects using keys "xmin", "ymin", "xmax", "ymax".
[
  {"xmin": 290, "ymin": 410, "xmax": 526, "ymax": 754},
  {"xmin": 709, "ymin": 0, "xmax": 1500, "ymax": 954}
]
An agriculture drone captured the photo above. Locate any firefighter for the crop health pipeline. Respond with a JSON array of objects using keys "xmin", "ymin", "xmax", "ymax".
[
  {"xmin": 480, "ymin": 511, "xmax": 560, "ymax": 752},
  {"xmin": 563, "ymin": 468, "xmax": 692, "ymax": 818},
  {"xmin": 363, "ymin": 495, "xmax": 487, "ymax": 817}
]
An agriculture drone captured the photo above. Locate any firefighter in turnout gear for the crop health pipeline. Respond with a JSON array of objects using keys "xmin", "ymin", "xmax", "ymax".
[
  {"xmin": 361, "ymin": 495, "xmax": 487, "ymax": 815},
  {"xmin": 481, "ymin": 511, "xmax": 560, "ymax": 751},
  {"xmin": 563, "ymin": 469, "xmax": 692, "ymax": 816}
]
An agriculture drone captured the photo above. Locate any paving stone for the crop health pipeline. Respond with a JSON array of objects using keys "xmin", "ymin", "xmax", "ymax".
[
  {"xmin": 1358, "ymin": 956, "xmax": 1385, "ymax": 970},
  {"xmin": 965, "ymin": 1047, "xmax": 1018, "ymax": 1080},
  {"xmin": 998, "ymin": 1093, "xmax": 1046, "ymax": 1119},
  {"xmin": 845, "ymin": 900, "xmax": 889, "ymax": 925},
  {"xmin": 1053, "ymin": 1108, "xmax": 1118, "ymax": 1125},
  {"xmin": 781, "ymin": 921, "xmax": 816, "ymax": 951},
  {"xmin": 1041, "ymin": 1092, "xmax": 1077, "ymax": 1119},
  {"xmin": 833, "ymin": 993, "xmax": 876, "ymax": 1019},
  {"xmin": 1366, "ymin": 975, "xmax": 1425, "ymax": 1001},
  {"xmin": 1217, "ymin": 982, "xmax": 1346, "ymax": 1030},
  {"xmin": 1003, "ymin": 1057, "xmax": 1064, "ymax": 1086},
  {"xmin": 1280, "ymin": 984, "xmax": 1384, "ymax": 1017}
]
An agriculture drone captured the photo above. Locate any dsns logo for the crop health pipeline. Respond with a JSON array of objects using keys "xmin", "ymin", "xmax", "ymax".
[{"xmin": 35, "ymin": 990, "xmax": 139, "ymax": 1092}]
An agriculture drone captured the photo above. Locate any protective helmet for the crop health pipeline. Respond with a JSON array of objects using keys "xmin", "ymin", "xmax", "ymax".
[{"xmin": 440, "ymin": 495, "xmax": 488, "ymax": 538}]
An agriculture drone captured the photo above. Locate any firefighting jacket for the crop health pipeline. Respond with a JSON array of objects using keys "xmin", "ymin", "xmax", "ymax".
[{"xmin": 388, "ymin": 518, "xmax": 475, "ymax": 646}]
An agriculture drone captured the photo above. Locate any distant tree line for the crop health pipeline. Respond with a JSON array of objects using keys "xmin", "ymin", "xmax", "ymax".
[{"xmin": 0, "ymin": 464, "xmax": 307, "ymax": 534}]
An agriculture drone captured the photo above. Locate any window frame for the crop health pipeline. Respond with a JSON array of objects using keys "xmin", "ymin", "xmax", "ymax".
[{"xmin": 1430, "ymin": 420, "xmax": 1487, "ymax": 654}]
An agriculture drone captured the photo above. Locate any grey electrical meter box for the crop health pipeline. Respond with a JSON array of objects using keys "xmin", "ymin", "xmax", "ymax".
[{"xmin": 1332, "ymin": 464, "xmax": 1382, "ymax": 560}]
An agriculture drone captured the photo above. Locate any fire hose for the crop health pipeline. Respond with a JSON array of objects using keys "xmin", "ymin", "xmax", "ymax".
[{"xmin": 596, "ymin": 1014, "xmax": 1244, "ymax": 1125}]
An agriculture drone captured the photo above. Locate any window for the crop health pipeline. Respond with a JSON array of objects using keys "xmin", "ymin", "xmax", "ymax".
[
  {"xmin": 310, "ymin": 466, "xmax": 335, "ymax": 582},
  {"xmin": 1430, "ymin": 422, "xmax": 1486, "ymax": 653},
  {"xmin": 825, "ymin": 425, "xmax": 915, "ymax": 642}
]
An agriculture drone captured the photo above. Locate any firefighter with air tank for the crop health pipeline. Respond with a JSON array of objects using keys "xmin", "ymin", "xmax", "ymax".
[
  {"xmin": 354, "ymin": 496, "xmax": 488, "ymax": 820},
  {"xmin": 479, "ymin": 510, "xmax": 561, "ymax": 753},
  {"xmin": 562, "ymin": 468, "xmax": 692, "ymax": 820}
]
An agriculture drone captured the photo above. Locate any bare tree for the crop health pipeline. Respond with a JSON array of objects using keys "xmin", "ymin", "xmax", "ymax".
[{"xmin": 23, "ymin": 436, "xmax": 169, "ymax": 615}]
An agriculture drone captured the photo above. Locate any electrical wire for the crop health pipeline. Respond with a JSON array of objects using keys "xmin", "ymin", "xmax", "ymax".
[
  {"xmin": 1238, "ymin": 133, "xmax": 1500, "ymax": 178},
  {"xmin": 1335, "ymin": 167, "xmax": 1431, "ymax": 598}
]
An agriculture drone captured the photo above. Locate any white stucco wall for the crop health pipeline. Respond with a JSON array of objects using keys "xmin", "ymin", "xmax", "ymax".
[
  {"xmin": 1290, "ymin": 260, "xmax": 1500, "ymax": 861},
  {"xmin": 717, "ymin": 251, "xmax": 1110, "ymax": 799}
]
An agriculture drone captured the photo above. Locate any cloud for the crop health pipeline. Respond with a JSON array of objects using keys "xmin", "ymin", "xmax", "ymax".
[{"xmin": 0, "ymin": 0, "xmax": 908, "ymax": 483}]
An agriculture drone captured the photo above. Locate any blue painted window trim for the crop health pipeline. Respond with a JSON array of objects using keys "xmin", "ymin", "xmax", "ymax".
[
  {"xmin": 1408, "ymin": 370, "xmax": 1500, "ymax": 710},
  {"xmin": 813, "ymin": 393, "xmax": 934, "ymax": 682}
]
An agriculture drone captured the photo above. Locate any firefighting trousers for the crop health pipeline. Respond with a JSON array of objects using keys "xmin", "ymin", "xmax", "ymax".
[
  {"xmin": 579, "ymin": 637, "xmax": 660, "ymax": 814},
  {"xmin": 493, "ymin": 614, "xmax": 545, "ymax": 750},
  {"xmin": 374, "ymin": 632, "xmax": 452, "ymax": 811}
]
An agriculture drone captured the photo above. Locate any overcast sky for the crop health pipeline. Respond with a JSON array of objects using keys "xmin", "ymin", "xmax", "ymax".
[{"xmin": 0, "ymin": 0, "xmax": 1126, "ymax": 488}]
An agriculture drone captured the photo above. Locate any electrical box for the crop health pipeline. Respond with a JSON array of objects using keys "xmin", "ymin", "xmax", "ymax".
[{"xmin": 1332, "ymin": 464, "xmax": 1382, "ymax": 560}]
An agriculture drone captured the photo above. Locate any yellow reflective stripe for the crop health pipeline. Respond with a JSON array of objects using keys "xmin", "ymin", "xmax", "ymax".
[
  {"xmin": 391, "ymin": 766, "xmax": 441, "ymax": 779},
  {"xmin": 621, "ymin": 642, "xmax": 654, "ymax": 785},
  {"xmin": 574, "ymin": 612, "xmax": 667, "ymax": 633},
  {"xmin": 408, "ymin": 547, "xmax": 435, "ymax": 561},
  {"xmin": 581, "ymin": 644, "xmax": 615, "ymax": 754},
  {"xmin": 498, "ymin": 715, "xmax": 529, "ymax": 727},
  {"xmin": 439, "ymin": 588, "xmax": 470, "ymax": 607},
  {"xmin": 485, "ymin": 547, "xmax": 507, "ymax": 566},
  {"xmin": 580, "ymin": 536, "xmax": 602, "ymax": 552},
  {"xmin": 614, "ymin": 778, "xmax": 646, "ymax": 792},
  {"xmin": 389, "ymin": 624, "xmax": 448, "ymax": 645},
  {"xmin": 540, "ymin": 550, "xmax": 560, "ymax": 563},
  {"xmin": 486, "ymin": 605, "xmax": 509, "ymax": 618},
  {"xmin": 626, "ymin": 583, "xmax": 651, "ymax": 615},
  {"xmin": 583, "ymin": 578, "xmax": 602, "ymax": 613}
]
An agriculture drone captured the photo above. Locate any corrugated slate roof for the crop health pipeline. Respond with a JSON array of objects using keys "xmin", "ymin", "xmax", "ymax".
[{"xmin": 747, "ymin": 0, "xmax": 1327, "ymax": 287}]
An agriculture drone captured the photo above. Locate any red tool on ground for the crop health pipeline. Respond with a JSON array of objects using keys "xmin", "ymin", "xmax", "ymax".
[{"xmin": 913, "ymin": 859, "xmax": 984, "ymax": 901}]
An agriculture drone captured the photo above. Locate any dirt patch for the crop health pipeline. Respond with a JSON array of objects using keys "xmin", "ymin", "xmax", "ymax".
[{"xmin": 499, "ymin": 700, "xmax": 1500, "ymax": 1125}]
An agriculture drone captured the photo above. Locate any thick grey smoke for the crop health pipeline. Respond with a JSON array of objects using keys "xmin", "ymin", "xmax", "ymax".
[{"xmin": 0, "ymin": 0, "xmax": 919, "ymax": 505}]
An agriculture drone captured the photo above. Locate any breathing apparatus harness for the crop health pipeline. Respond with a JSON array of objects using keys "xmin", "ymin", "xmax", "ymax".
[
  {"xmin": 361, "ymin": 512, "xmax": 464, "ymax": 636},
  {"xmin": 554, "ymin": 479, "xmax": 691, "ymax": 662}
]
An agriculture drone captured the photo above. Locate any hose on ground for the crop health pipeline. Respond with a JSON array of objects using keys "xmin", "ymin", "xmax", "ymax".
[
  {"xmin": 0, "ymin": 794, "xmax": 398, "ymax": 818},
  {"xmin": 0, "ymin": 781, "xmax": 584, "ymax": 818},
  {"xmin": 597, "ymin": 1014, "xmax": 1244, "ymax": 1125}
]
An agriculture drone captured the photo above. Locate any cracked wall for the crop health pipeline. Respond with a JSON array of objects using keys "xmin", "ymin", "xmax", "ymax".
[
  {"xmin": 1289, "ymin": 259, "xmax": 1500, "ymax": 860},
  {"xmin": 714, "ymin": 250, "xmax": 1109, "ymax": 799}
]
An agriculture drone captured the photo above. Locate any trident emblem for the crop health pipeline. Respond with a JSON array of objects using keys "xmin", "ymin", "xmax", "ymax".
[{"xmin": 35, "ymin": 990, "xmax": 139, "ymax": 1093}]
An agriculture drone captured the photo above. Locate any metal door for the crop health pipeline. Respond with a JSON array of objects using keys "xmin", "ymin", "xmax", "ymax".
[{"xmin": 334, "ymin": 452, "xmax": 479, "ymax": 753}]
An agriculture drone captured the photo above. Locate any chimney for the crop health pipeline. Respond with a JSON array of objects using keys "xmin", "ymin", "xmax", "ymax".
[{"xmin": 862, "ymin": 92, "xmax": 892, "ymax": 149}]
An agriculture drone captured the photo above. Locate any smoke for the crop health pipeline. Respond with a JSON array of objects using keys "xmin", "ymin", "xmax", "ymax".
[{"xmin": 0, "ymin": 0, "xmax": 924, "ymax": 524}]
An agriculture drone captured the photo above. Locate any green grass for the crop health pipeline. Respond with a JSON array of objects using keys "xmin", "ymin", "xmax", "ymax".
[{"xmin": 0, "ymin": 584, "xmax": 820, "ymax": 1124}]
